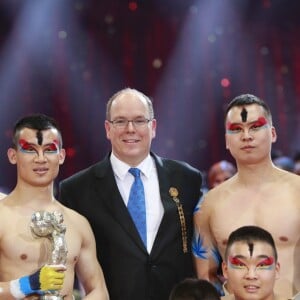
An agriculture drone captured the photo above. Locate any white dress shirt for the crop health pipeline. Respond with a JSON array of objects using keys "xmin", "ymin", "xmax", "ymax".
[{"xmin": 110, "ymin": 152, "xmax": 164, "ymax": 253}]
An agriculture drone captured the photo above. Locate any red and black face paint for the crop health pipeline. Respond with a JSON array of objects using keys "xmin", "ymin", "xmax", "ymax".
[
  {"xmin": 254, "ymin": 117, "xmax": 268, "ymax": 127},
  {"xmin": 241, "ymin": 107, "xmax": 248, "ymax": 122},
  {"xmin": 19, "ymin": 139, "xmax": 32, "ymax": 152},
  {"xmin": 18, "ymin": 138, "xmax": 59, "ymax": 154},
  {"xmin": 229, "ymin": 256, "xmax": 243, "ymax": 266},
  {"xmin": 47, "ymin": 140, "xmax": 60, "ymax": 152},
  {"xmin": 36, "ymin": 131, "xmax": 43, "ymax": 145},
  {"xmin": 248, "ymin": 242, "xmax": 254, "ymax": 257},
  {"xmin": 259, "ymin": 257, "xmax": 274, "ymax": 267},
  {"xmin": 226, "ymin": 122, "xmax": 239, "ymax": 132}
]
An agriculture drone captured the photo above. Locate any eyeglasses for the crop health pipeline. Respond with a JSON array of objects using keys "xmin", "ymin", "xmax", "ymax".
[{"xmin": 108, "ymin": 118, "xmax": 152, "ymax": 129}]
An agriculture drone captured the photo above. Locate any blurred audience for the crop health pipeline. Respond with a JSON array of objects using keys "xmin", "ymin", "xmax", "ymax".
[
  {"xmin": 273, "ymin": 156, "xmax": 295, "ymax": 172},
  {"xmin": 293, "ymin": 161, "xmax": 300, "ymax": 176},
  {"xmin": 207, "ymin": 160, "xmax": 236, "ymax": 189},
  {"xmin": 272, "ymin": 150, "xmax": 300, "ymax": 175},
  {"xmin": 293, "ymin": 151, "xmax": 300, "ymax": 175}
]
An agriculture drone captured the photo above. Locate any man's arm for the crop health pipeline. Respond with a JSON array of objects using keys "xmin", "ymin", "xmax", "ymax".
[
  {"xmin": 75, "ymin": 216, "xmax": 109, "ymax": 300},
  {"xmin": 0, "ymin": 265, "xmax": 65, "ymax": 300},
  {"xmin": 192, "ymin": 195, "xmax": 223, "ymax": 295}
]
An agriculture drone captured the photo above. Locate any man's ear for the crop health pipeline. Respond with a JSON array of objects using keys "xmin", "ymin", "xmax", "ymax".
[
  {"xmin": 222, "ymin": 261, "xmax": 229, "ymax": 280},
  {"xmin": 104, "ymin": 120, "xmax": 112, "ymax": 140},
  {"xmin": 225, "ymin": 133, "xmax": 229, "ymax": 150},
  {"xmin": 58, "ymin": 149, "xmax": 66, "ymax": 165},
  {"xmin": 275, "ymin": 262, "xmax": 280, "ymax": 280},
  {"xmin": 271, "ymin": 126, "xmax": 277, "ymax": 143},
  {"xmin": 7, "ymin": 148, "xmax": 17, "ymax": 165}
]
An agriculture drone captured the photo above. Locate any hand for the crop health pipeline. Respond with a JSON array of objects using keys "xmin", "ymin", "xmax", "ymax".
[{"xmin": 10, "ymin": 264, "xmax": 66, "ymax": 298}]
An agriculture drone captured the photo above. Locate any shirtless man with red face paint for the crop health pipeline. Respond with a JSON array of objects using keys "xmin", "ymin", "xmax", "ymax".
[
  {"xmin": 193, "ymin": 94, "xmax": 300, "ymax": 298},
  {"xmin": 221, "ymin": 226, "xmax": 285, "ymax": 300},
  {"xmin": 0, "ymin": 114, "xmax": 109, "ymax": 299}
]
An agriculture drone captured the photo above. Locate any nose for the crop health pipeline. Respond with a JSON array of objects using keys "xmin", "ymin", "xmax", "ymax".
[
  {"xmin": 34, "ymin": 150, "xmax": 47, "ymax": 162},
  {"xmin": 126, "ymin": 121, "xmax": 135, "ymax": 131},
  {"xmin": 245, "ymin": 267, "xmax": 258, "ymax": 279},
  {"xmin": 241, "ymin": 129, "xmax": 253, "ymax": 141}
]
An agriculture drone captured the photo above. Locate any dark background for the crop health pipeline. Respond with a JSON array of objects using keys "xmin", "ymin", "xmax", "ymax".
[{"xmin": 0, "ymin": 0, "xmax": 300, "ymax": 192}]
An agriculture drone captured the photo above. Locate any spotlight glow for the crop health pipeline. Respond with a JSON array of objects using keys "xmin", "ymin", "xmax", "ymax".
[
  {"xmin": 129, "ymin": 2, "xmax": 138, "ymax": 11},
  {"xmin": 221, "ymin": 78, "xmax": 230, "ymax": 87}
]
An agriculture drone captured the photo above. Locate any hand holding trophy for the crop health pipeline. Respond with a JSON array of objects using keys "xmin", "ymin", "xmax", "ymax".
[{"xmin": 30, "ymin": 211, "xmax": 68, "ymax": 300}]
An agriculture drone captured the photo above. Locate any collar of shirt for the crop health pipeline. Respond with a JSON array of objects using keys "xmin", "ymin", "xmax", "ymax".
[{"xmin": 110, "ymin": 152, "xmax": 154, "ymax": 180}]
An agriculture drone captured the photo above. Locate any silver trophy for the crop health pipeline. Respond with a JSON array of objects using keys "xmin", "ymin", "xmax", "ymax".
[{"xmin": 30, "ymin": 211, "xmax": 68, "ymax": 300}]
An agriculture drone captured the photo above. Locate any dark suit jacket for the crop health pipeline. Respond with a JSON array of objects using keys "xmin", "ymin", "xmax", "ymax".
[{"xmin": 59, "ymin": 152, "xmax": 202, "ymax": 300}]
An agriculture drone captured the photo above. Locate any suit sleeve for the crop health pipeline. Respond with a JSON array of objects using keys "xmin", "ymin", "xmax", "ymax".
[{"xmin": 58, "ymin": 179, "xmax": 72, "ymax": 207}]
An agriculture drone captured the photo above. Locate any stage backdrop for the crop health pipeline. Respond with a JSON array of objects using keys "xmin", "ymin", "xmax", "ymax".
[{"xmin": 0, "ymin": 0, "xmax": 300, "ymax": 191}]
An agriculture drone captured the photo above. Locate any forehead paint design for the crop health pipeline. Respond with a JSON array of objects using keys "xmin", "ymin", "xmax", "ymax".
[
  {"xmin": 37, "ymin": 131, "xmax": 43, "ymax": 145},
  {"xmin": 248, "ymin": 242, "xmax": 254, "ymax": 257},
  {"xmin": 241, "ymin": 107, "xmax": 247, "ymax": 122}
]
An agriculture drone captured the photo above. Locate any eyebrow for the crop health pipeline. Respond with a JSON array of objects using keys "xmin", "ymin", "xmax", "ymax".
[
  {"xmin": 19, "ymin": 140, "xmax": 59, "ymax": 148},
  {"xmin": 231, "ymin": 255, "xmax": 246, "ymax": 259},
  {"xmin": 231, "ymin": 254, "xmax": 271, "ymax": 260},
  {"xmin": 256, "ymin": 255, "xmax": 272, "ymax": 260},
  {"xmin": 44, "ymin": 142, "xmax": 59, "ymax": 149},
  {"xmin": 227, "ymin": 117, "xmax": 268, "ymax": 127}
]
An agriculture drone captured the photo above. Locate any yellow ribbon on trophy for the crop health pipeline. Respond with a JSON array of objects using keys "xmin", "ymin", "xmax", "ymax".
[{"xmin": 169, "ymin": 187, "xmax": 188, "ymax": 253}]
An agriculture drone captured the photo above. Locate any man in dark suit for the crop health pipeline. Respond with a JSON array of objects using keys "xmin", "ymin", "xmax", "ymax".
[{"xmin": 59, "ymin": 88, "xmax": 202, "ymax": 300}]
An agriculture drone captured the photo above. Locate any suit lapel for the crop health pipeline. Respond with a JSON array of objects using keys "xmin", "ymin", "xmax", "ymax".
[{"xmin": 150, "ymin": 154, "xmax": 179, "ymax": 258}]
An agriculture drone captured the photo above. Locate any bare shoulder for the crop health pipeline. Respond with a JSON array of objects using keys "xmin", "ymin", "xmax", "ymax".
[
  {"xmin": 283, "ymin": 169, "xmax": 300, "ymax": 187},
  {"xmin": 275, "ymin": 169, "xmax": 300, "ymax": 202},
  {"xmin": 194, "ymin": 179, "xmax": 234, "ymax": 220},
  {"xmin": 205, "ymin": 176, "xmax": 236, "ymax": 204},
  {"xmin": 0, "ymin": 201, "xmax": 7, "ymax": 235},
  {"xmin": 0, "ymin": 199, "xmax": 5, "ymax": 208},
  {"xmin": 0, "ymin": 196, "xmax": 16, "ymax": 217}
]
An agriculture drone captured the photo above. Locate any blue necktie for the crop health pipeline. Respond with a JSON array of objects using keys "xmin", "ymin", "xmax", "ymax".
[{"xmin": 127, "ymin": 168, "xmax": 147, "ymax": 247}]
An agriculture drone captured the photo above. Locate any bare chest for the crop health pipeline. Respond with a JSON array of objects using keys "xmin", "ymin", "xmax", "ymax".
[
  {"xmin": 210, "ymin": 189, "xmax": 300, "ymax": 256},
  {"xmin": 0, "ymin": 217, "xmax": 81, "ymax": 271}
]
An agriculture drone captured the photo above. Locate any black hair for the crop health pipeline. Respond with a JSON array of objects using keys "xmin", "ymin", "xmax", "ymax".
[
  {"xmin": 224, "ymin": 94, "xmax": 272, "ymax": 124},
  {"xmin": 224, "ymin": 226, "xmax": 278, "ymax": 262},
  {"xmin": 12, "ymin": 113, "xmax": 62, "ymax": 149},
  {"xmin": 169, "ymin": 278, "xmax": 220, "ymax": 300}
]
